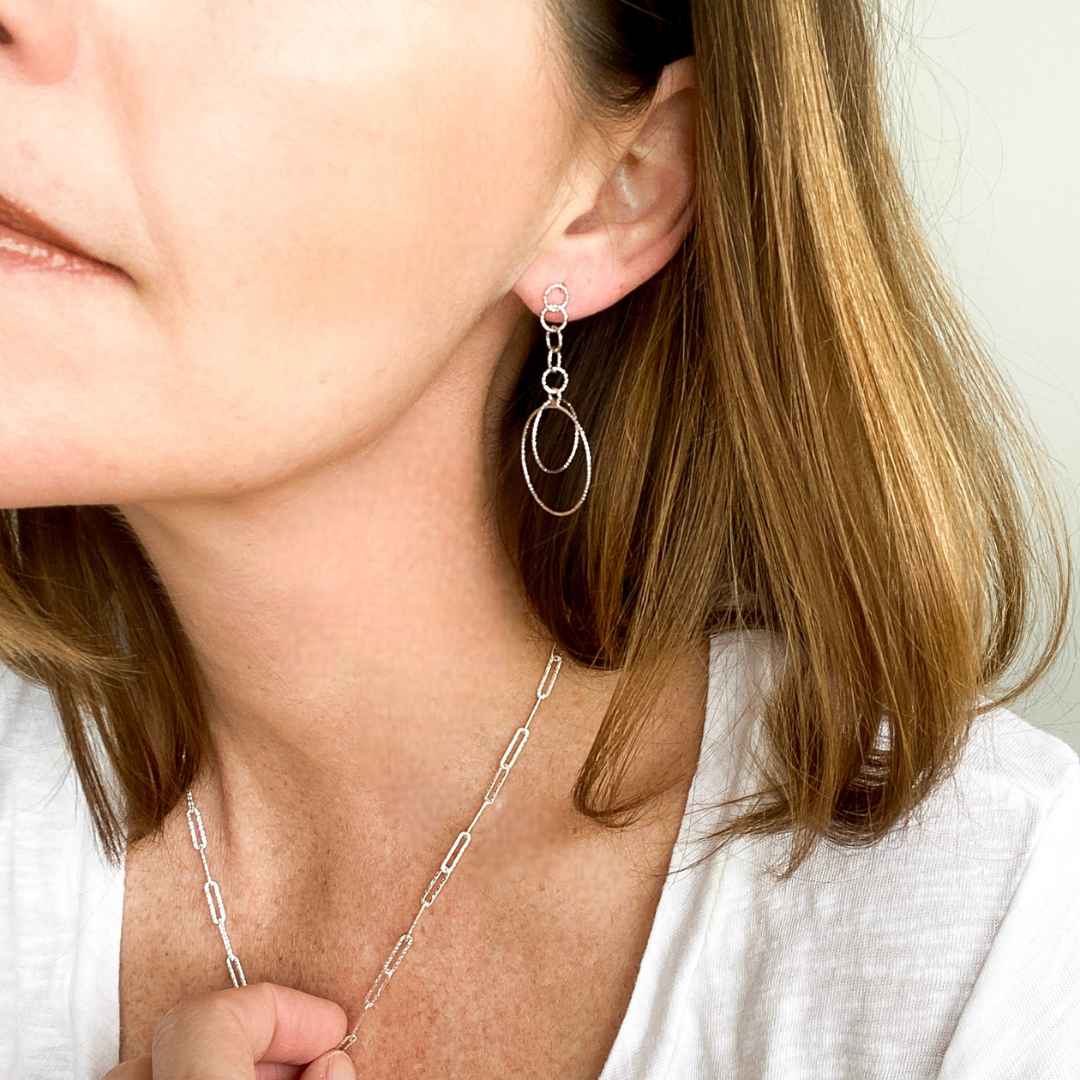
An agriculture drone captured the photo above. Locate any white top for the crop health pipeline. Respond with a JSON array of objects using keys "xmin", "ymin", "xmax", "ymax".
[{"xmin": 2, "ymin": 628, "xmax": 1079, "ymax": 1079}]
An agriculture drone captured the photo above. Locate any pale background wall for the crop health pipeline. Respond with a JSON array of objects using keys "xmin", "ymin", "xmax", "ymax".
[{"xmin": 881, "ymin": 1, "xmax": 1079, "ymax": 752}]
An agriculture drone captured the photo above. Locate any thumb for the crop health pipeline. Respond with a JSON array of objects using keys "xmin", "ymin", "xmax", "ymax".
[{"xmin": 298, "ymin": 1048, "xmax": 356, "ymax": 1080}]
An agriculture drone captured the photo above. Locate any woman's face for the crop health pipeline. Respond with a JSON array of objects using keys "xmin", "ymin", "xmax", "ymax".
[{"xmin": 0, "ymin": 1, "xmax": 595, "ymax": 507}]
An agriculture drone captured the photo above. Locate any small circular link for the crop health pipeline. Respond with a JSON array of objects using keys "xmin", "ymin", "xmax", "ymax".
[
  {"xmin": 543, "ymin": 281, "xmax": 569, "ymax": 308},
  {"xmin": 541, "ymin": 365, "xmax": 569, "ymax": 396},
  {"xmin": 539, "ymin": 304, "xmax": 568, "ymax": 333}
]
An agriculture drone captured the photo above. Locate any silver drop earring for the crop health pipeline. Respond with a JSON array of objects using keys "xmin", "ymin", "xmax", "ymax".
[{"xmin": 520, "ymin": 282, "xmax": 593, "ymax": 516}]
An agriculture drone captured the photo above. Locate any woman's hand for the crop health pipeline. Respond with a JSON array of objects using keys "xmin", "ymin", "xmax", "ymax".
[{"xmin": 102, "ymin": 981, "xmax": 357, "ymax": 1080}]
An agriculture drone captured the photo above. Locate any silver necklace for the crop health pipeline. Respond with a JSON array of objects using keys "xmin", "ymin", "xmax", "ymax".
[{"xmin": 183, "ymin": 642, "xmax": 564, "ymax": 1055}]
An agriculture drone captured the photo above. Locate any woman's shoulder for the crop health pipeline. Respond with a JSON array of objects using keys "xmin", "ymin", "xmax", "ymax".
[
  {"xmin": 703, "ymin": 628, "xmax": 1079, "ymax": 973},
  {"xmin": 880, "ymin": 698, "xmax": 1080, "ymax": 894},
  {"xmin": 888, "ymin": 700, "xmax": 1080, "ymax": 914},
  {"xmin": 705, "ymin": 628, "xmax": 1080, "ymax": 849},
  {"xmin": 724, "ymin": 684, "xmax": 1080, "ymax": 897},
  {"xmin": 946, "ymin": 696, "xmax": 1080, "ymax": 811},
  {"xmin": 691, "ymin": 658, "xmax": 1080, "ymax": 1075},
  {"xmin": 0, "ymin": 657, "xmax": 74, "ymax": 802},
  {"xmin": 0, "ymin": 660, "xmax": 126, "ymax": 1078},
  {"xmin": 881, "ymin": 698, "xmax": 1080, "ymax": 885},
  {"xmin": 0, "ymin": 657, "xmax": 121, "ymax": 893}
]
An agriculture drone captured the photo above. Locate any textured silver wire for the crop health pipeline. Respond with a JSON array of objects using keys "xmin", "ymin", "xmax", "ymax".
[
  {"xmin": 185, "ymin": 641, "xmax": 564, "ymax": 1058},
  {"xmin": 520, "ymin": 282, "xmax": 593, "ymax": 516}
]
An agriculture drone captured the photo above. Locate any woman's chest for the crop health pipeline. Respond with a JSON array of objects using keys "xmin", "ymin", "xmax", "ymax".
[{"xmin": 116, "ymin": 806, "xmax": 686, "ymax": 1079}]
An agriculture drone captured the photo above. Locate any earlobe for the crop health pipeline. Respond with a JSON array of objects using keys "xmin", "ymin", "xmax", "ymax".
[{"xmin": 515, "ymin": 56, "xmax": 698, "ymax": 322}]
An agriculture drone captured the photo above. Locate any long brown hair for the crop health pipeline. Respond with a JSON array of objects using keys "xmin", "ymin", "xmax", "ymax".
[{"xmin": 0, "ymin": 0, "xmax": 1070, "ymax": 880}]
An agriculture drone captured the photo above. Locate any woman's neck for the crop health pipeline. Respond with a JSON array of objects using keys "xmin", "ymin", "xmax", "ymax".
[{"xmin": 113, "ymin": 305, "xmax": 624, "ymax": 848}]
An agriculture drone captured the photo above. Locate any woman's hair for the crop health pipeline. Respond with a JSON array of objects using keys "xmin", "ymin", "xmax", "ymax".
[{"xmin": 0, "ymin": 0, "xmax": 1070, "ymax": 879}]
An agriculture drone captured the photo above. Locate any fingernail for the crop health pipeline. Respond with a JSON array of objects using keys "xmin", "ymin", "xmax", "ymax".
[{"xmin": 327, "ymin": 1049, "xmax": 356, "ymax": 1080}]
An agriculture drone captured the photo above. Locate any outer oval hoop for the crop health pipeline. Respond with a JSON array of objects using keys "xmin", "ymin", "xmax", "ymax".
[{"xmin": 520, "ymin": 399, "xmax": 592, "ymax": 516}]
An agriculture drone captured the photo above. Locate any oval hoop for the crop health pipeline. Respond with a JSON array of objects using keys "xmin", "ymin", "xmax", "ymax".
[{"xmin": 520, "ymin": 399, "xmax": 592, "ymax": 516}]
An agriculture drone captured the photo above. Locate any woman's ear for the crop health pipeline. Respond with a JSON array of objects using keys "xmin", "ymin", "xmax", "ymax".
[{"xmin": 514, "ymin": 54, "xmax": 697, "ymax": 320}]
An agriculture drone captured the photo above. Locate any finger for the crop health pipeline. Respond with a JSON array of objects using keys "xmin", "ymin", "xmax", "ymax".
[
  {"xmin": 152, "ymin": 981, "xmax": 348, "ymax": 1080},
  {"xmin": 297, "ymin": 1049, "xmax": 356, "ymax": 1080},
  {"xmin": 100, "ymin": 1055, "xmax": 152, "ymax": 1080},
  {"xmin": 254, "ymin": 1063, "xmax": 304, "ymax": 1080},
  {"xmin": 104, "ymin": 1039, "xmax": 306, "ymax": 1080}
]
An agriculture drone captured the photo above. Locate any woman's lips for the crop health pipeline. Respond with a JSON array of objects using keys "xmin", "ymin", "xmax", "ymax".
[
  {"xmin": 0, "ymin": 192, "xmax": 128, "ymax": 280},
  {"xmin": 0, "ymin": 220, "xmax": 120, "ymax": 276}
]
